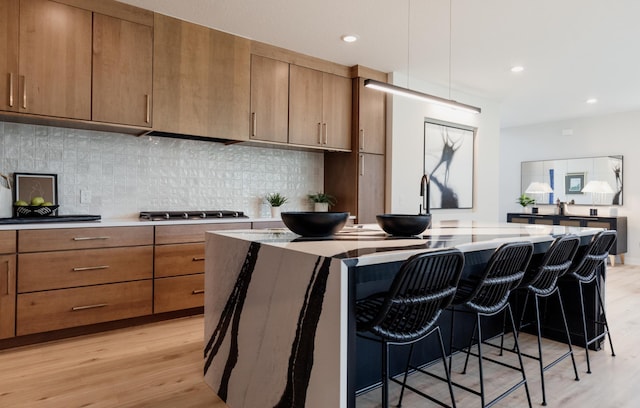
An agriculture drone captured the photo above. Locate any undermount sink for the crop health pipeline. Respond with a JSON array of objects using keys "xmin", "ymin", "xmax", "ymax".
[{"xmin": 376, "ymin": 214, "xmax": 432, "ymax": 236}]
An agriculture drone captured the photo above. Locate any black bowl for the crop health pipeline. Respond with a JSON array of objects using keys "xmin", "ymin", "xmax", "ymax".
[
  {"xmin": 376, "ymin": 214, "xmax": 432, "ymax": 236},
  {"xmin": 281, "ymin": 212, "xmax": 349, "ymax": 237}
]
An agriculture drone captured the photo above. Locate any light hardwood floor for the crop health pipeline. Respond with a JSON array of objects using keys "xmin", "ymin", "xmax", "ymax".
[{"xmin": 0, "ymin": 265, "xmax": 638, "ymax": 407}]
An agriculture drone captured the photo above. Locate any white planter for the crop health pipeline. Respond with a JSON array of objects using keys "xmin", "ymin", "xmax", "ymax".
[
  {"xmin": 314, "ymin": 202, "xmax": 329, "ymax": 212},
  {"xmin": 270, "ymin": 206, "xmax": 281, "ymax": 218}
]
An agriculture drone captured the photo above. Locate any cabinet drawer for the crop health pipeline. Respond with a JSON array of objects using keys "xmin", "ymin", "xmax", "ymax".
[
  {"xmin": 154, "ymin": 274, "xmax": 204, "ymax": 313},
  {"xmin": 0, "ymin": 230, "xmax": 16, "ymax": 254},
  {"xmin": 17, "ymin": 280, "xmax": 152, "ymax": 336},
  {"xmin": 155, "ymin": 222, "xmax": 247, "ymax": 244},
  {"xmin": 18, "ymin": 246, "xmax": 153, "ymax": 293},
  {"xmin": 18, "ymin": 226, "xmax": 153, "ymax": 252},
  {"xmin": 154, "ymin": 243, "xmax": 204, "ymax": 278}
]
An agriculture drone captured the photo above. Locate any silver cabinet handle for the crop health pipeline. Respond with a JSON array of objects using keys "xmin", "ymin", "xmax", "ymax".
[
  {"xmin": 73, "ymin": 236, "xmax": 109, "ymax": 241},
  {"xmin": 359, "ymin": 129, "xmax": 365, "ymax": 151},
  {"xmin": 317, "ymin": 122, "xmax": 322, "ymax": 144},
  {"xmin": 72, "ymin": 303, "xmax": 108, "ymax": 311},
  {"xmin": 192, "ymin": 257, "xmax": 205, "ymax": 262},
  {"xmin": 192, "ymin": 289, "xmax": 204, "ymax": 295},
  {"xmin": 72, "ymin": 265, "xmax": 109, "ymax": 272},
  {"xmin": 359, "ymin": 154, "xmax": 365, "ymax": 176},
  {"xmin": 323, "ymin": 123, "xmax": 328, "ymax": 144},
  {"xmin": 2, "ymin": 260, "xmax": 8, "ymax": 296},
  {"xmin": 145, "ymin": 94, "xmax": 150, "ymax": 123},
  {"xmin": 8, "ymin": 73, "xmax": 14, "ymax": 107},
  {"xmin": 21, "ymin": 75, "xmax": 26, "ymax": 109},
  {"xmin": 251, "ymin": 112, "xmax": 257, "ymax": 137}
]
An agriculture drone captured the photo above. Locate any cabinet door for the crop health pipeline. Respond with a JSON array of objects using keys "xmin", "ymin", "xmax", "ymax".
[
  {"xmin": 357, "ymin": 153, "xmax": 385, "ymax": 224},
  {"xmin": 0, "ymin": 254, "xmax": 16, "ymax": 339},
  {"xmin": 289, "ymin": 64, "xmax": 323, "ymax": 146},
  {"xmin": 92, "ymin": 13, "xmax": 152, "ymax": 127},
  {"xmin": 19, "ymin": 0, "xmax": 92, "ymax": 119},
  {"xmin": 250, "ymin": 55, "xmax": 289, "ymax": 143},
  {"xmin": 357, "ymin": 77, "xmax": 386, "ymax": 154},
  {"xmin": 322, "ymin": 72, "xmax": 351, "ymax": 150},
  {"xmin": 0, "ymin": 0, "xmax": 18, "ymax": 112},
  {"xmin": 153, "ymin": 14, "xmax": 250, "ymax": 141}
]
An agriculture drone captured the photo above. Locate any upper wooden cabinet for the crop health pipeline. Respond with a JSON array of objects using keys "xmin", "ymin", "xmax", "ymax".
[
  {"xmin": 0, "ymin": 0, "xmax": 18, "ymax": 112},
  {"xmin": 17, "ymin": 0, "xmax": 92, "ymax": 119},
  {"xmin": 356, "ymin": 77, "xmax": 386, "ymax": 154},
  {"xmin": 153, "ymin": 14, "xmax": 251, "ymax": 141},
  {"xmin": 289, "ymin": 65, "xmax": 351, "ymax": 150},
  {"xmin": 92, "ymin": 13, "xmax": 152, "ymax": 127},
  {"xmin": 249, "ymin": 54, "xmax": 289, "ymax": 143}
]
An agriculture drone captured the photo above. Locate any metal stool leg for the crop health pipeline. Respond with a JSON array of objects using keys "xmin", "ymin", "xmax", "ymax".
[
  {"xmin": 381, "ymin": 341, "xmax": 390, "ymax": 408},
  {"xmin": 595, "ymin": 279, "xmax": 616, "ymax": 357},
  {"xmin": 507, "ymin": 303, "xmax": 533, "ymax": 408},
  {"xmin": 556, "ymin": 290, "xmax": 580, "ymax": 382},
  {"xmin": 577, "ymin": 281, "xmax": 592, "ymax": 374},
  {"xmin": 533, "ymin": 295, "xmax": 548, "ymax": 406}
]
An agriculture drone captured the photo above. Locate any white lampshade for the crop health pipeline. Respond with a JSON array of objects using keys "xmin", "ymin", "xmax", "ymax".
[
  {"xmin": 525, "ymin": 182, "xmax": 553, "ymax": 194},
  {"xmin": 581, "ymin": 181, "xmax": 614, "ymax": 194}
]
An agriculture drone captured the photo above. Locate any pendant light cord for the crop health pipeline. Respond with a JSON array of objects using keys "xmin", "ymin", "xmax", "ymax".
[
  {"xmin": 449, "ymin": 0, "xmax": 452, "ymax": 99},
  {"xmin": 407, "ymin": 0, "xmax": 411, "ymax": 88}
]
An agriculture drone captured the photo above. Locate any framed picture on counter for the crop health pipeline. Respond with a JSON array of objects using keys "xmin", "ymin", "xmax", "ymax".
[{"xmin": 13, "ymin": 172, "xmax": 58, "ymax": 206}]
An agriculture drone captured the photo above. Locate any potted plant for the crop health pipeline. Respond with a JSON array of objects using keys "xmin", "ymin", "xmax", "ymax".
[
  {"xmin": 308, "ymin": 192, "xmax": 336, "ymax": 212},
  {"xmin": 266, "ymin": 192, "xmax": 288, "ymax": 218},
  {"xmin": 516, "ymin": 194, "xmax": 536, "ymax": 213}
]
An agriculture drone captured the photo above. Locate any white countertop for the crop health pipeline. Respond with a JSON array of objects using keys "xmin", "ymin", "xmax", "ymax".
[
  {"xmin": 0, "ymin": 216, "xmax": 281, "ymax": 230},
  {"xmin": 208, "ymin": 220, "xmax": 603, "ymax": 266}
]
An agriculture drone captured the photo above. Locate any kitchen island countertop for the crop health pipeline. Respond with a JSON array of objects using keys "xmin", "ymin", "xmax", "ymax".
[{"xmin": 203, "ymin": 221, "xmax": 603, "ymax": 408}]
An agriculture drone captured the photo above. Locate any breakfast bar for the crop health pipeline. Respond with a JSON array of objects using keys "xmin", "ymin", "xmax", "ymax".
[{"xmin": 203, "ymin": 221, "xmax": 603, "ymax": 408}]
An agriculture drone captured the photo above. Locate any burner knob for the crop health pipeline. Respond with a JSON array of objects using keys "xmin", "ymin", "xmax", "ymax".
[
  {"xmin": 182, "ymin": 212, "xmax": 189, "ymax": 219},
  {"xmin": 216, "ymin": 212, "xmax": 223, "ymax": 218},
  {"xmin": 200, "ymin": 212, "xmax": 207, "ymax": 218},
  {"xmin": 163, "ymin": 213, "xmax": 170, "ymax": 219}
]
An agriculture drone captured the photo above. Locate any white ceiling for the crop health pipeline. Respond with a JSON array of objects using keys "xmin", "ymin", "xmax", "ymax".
[{"xmin": 118, "ymin": 0, "xmax": 640, "ymax": 128}]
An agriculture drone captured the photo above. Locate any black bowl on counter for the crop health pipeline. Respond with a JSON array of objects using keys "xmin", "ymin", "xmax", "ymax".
[
  {"xmin": 376, "ymin": 213, "xmax": 432, "ymax": 236},
  {"xmin": 281, "ymin": 211, "xmax": 349, "ymax": 237}
]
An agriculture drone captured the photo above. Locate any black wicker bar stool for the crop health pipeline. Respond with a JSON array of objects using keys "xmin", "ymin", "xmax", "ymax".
[
  {"xmin": 562, "ymin": 230, "xmax": 617, "ymax": 374},
  {"xmin": 514, "ymin": 234, "xmax": 581, "ymax": 406},
  {"xmin": 355, "ymin": 248, "xmax": 465, "ymax": 408},
  {"xmin": 449, "ymin": 241, "xmax": 534, "ymax": 408}
]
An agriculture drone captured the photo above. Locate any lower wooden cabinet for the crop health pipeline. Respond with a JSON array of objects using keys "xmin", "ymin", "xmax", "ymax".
[
  {"xmin": 16, "ymin": 280, "xmax": 152, "ymax": 336},
  {"xmin": 0, "ymin": 253, "xmax": 16, "ymax": 339},
  {"xmin": 154, "ymin": 274, "xmax": 204, "ymax": 313}
]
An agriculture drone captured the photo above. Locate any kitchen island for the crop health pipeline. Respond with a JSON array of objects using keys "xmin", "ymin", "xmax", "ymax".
[{"xmin": 203, "ymin": 221, "xmax": 603, "ymax": 408}]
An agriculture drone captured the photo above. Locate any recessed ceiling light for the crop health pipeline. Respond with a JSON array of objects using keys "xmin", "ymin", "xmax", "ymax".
[
  {"xmin": 586, "ymin": 98, "xmax": 598, "ymax": 104},
  {"xmin": 341, "ymin": 34, "xmax": 358, "ymax": 43},
  {"xmin": 510, "ymin": 66, "xmax": 524, "ymax": 73}
]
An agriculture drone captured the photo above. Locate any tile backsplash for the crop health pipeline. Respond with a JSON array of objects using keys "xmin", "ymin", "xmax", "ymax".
[{"xmin": 0, "ymin": 121, "xmax": 324, "ymax": 219}]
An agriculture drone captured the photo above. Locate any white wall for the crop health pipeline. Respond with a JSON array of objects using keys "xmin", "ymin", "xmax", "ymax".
[
  {"xmin": 388, "ymin": 73, "xmax": 502, "ymax": 222},
  {"xmin": 0, "ymin": 121, "xmax": 324, "ymax": 219},
  {"xmin": 500, "ymin": 110, "xmax": 640, "ymax": 264}
]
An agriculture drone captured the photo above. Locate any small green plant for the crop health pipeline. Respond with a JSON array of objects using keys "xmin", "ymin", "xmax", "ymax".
[
  {"xmin": 265, "ymin": 192, "xmax": 288, "ymax": 207},
  {"xmin": 517, "ymin": 194, "xmax": 536, "ymax": 208},
  {"xmin": 307, "ymin": 192, "xmax": 337, "ymax": 208}
]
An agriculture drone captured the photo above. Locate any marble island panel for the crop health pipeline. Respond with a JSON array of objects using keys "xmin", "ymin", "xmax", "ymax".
[{"xmin": 203, "ymin": 221, "xmax": 603, "ymax": 408}]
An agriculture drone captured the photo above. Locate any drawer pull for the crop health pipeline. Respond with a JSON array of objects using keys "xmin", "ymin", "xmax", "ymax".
[
  {"xmin": 73, "ymin": 236, "xmax": 110, "ymax": 241},
  {"xmin": 72, "ymin": 265, "xmax": 110, "ymax": 272},
  {"xmin": 192, "ymin": 289, "xmax": 204, "ymax": 295},
  {"xmin": 8, "ymin": 73, "xmax": 14, "ymax": 107},
  {"xmin": 192, "ymin": 257, "xmax": 205, "ymax": 262},
  {"xmin": 72, "ymin": 303, "xmax": 108, "ymax": 311}
]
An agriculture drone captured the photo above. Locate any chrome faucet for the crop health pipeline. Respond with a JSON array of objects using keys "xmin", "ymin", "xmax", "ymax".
[{"xmin": 420, "ymin": 174, "xmax": 430, "ymax": 215}]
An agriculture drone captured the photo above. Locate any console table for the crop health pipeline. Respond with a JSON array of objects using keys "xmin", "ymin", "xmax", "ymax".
[{"xmin": 507, "ymin": 213, "xmax": 627, "ymax": 265}]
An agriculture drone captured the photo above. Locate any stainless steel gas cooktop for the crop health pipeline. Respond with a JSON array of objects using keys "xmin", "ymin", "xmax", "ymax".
[{"xmin": 139, "ymin": 210, "xmax": 248, "ymax": 221}]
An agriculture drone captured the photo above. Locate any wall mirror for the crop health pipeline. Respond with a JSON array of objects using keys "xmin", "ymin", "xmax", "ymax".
[{"xmin": 521, "ymin": 155, "xmax": 623, "ymax": 206}]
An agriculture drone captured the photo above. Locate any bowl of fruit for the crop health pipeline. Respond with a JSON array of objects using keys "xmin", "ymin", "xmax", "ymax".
[{"xmin": 14, "ymin": 196, "xmax": 58, "ymax": 217}]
